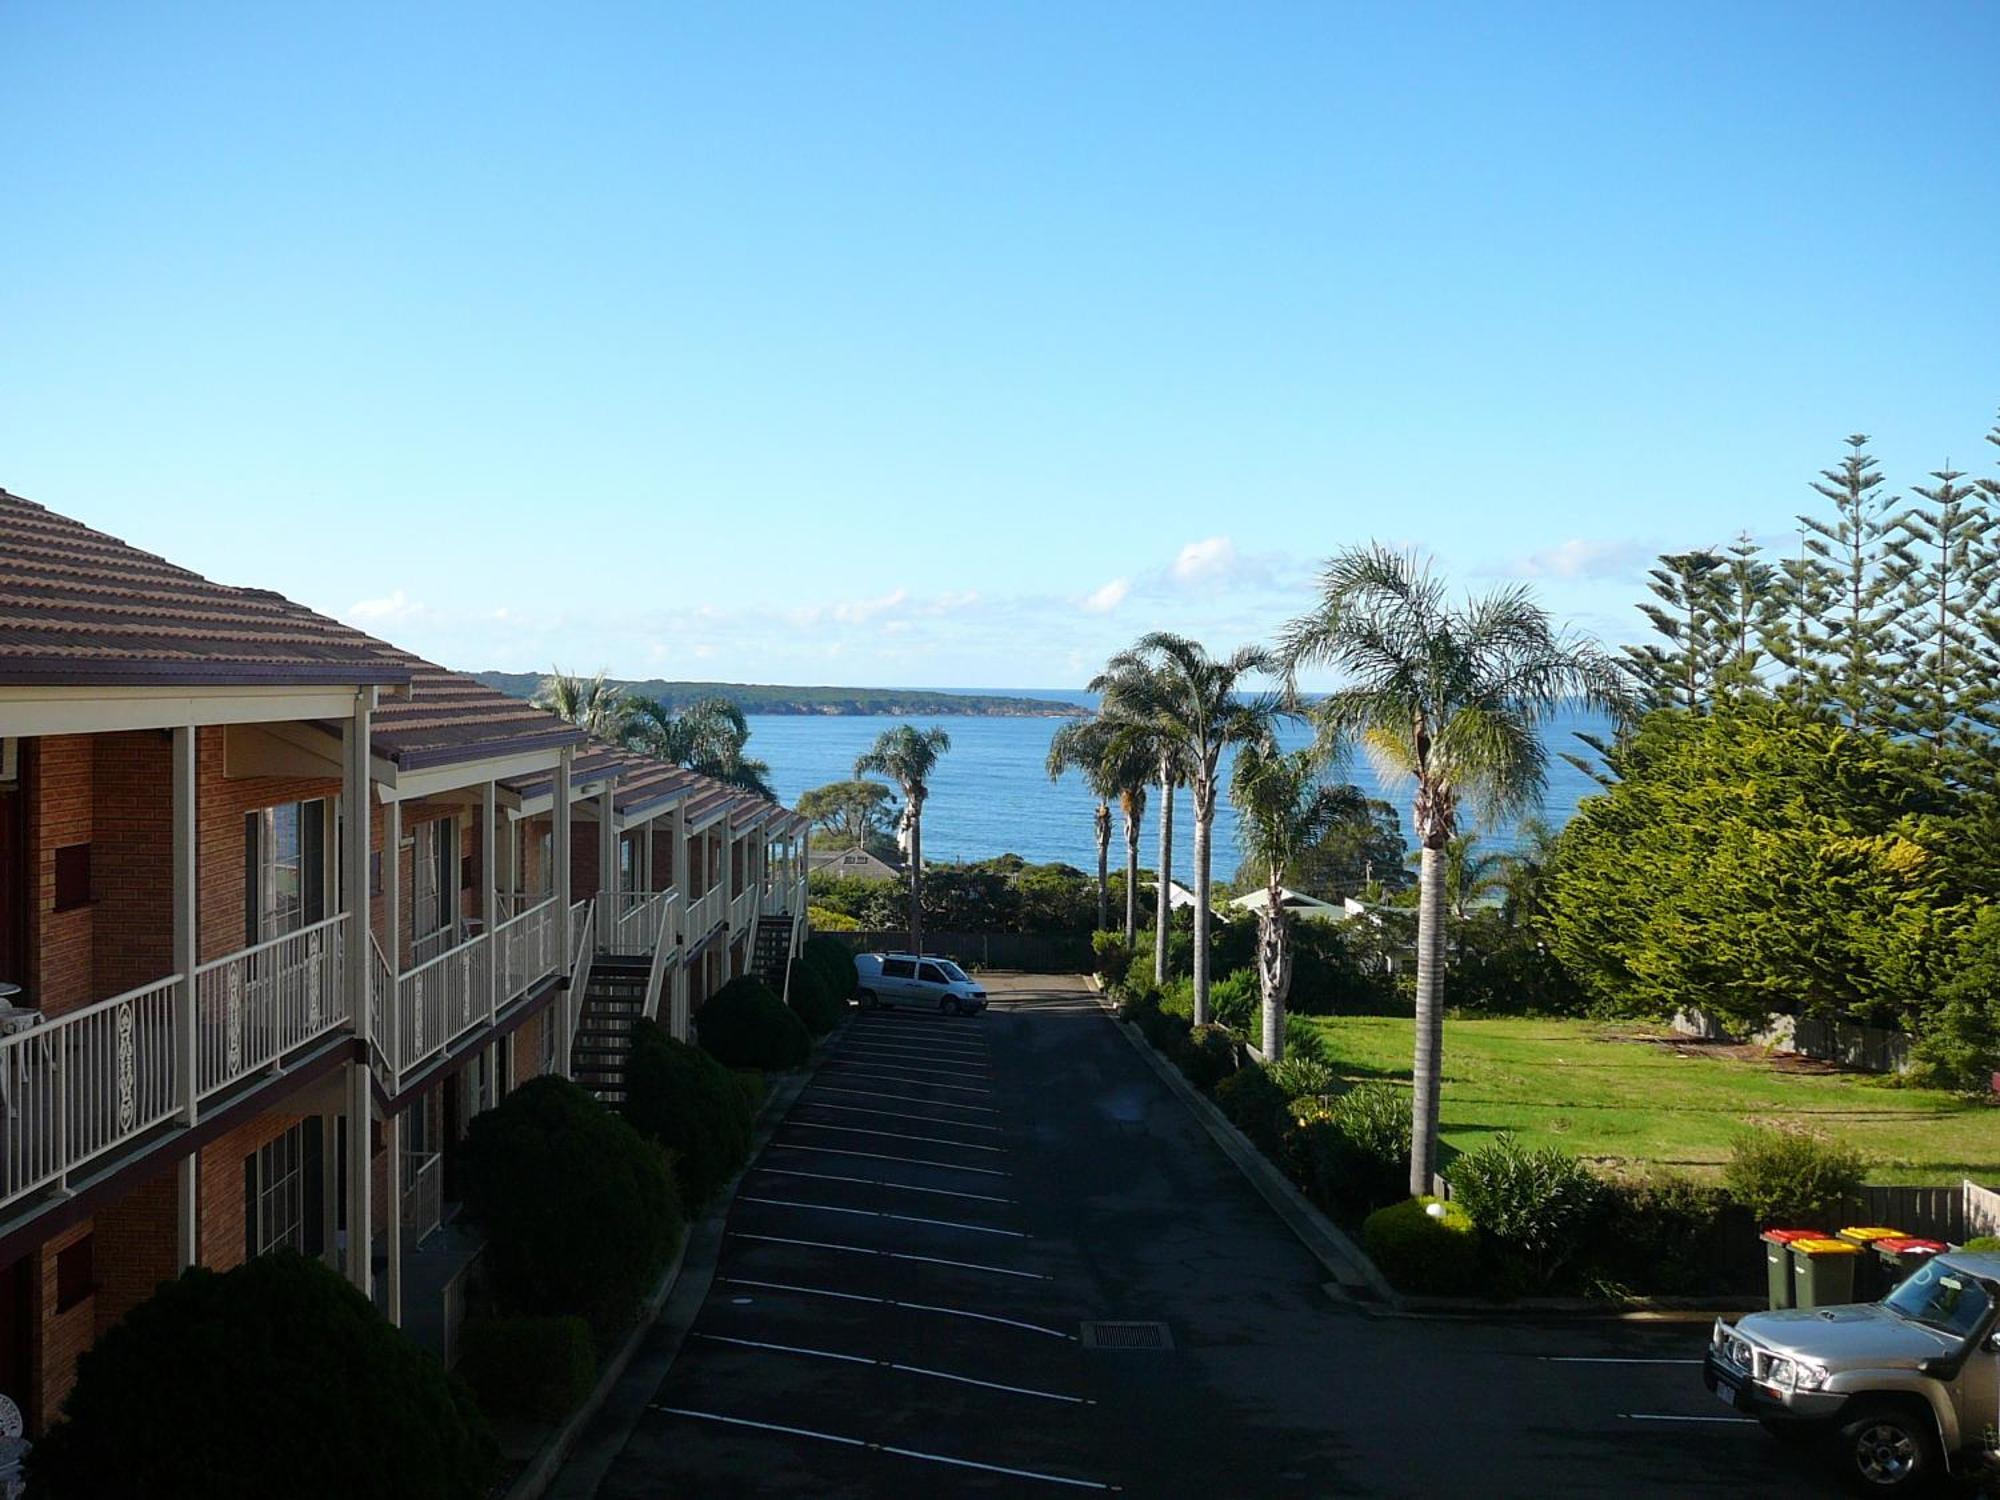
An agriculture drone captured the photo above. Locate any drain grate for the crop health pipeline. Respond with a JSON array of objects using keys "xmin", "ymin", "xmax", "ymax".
[{"xmin": 1079, "ymin": 1320, "xmax": 1173, "ymax": 1351}]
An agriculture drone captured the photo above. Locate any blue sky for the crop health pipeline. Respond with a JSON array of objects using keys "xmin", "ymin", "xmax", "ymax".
[{"xmin": 4, "ymin": 3, "xmax": 1996, "ymax": 689}]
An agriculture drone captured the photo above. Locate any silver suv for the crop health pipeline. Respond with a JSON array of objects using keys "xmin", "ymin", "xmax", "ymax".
[
  {"xmin": 853, "ymin": 952, "xmax": 988, "ymax": 1015},
  {"xmin": 1704, "ymin": 1249, "xmax": 2000, "ymax": 1493}
]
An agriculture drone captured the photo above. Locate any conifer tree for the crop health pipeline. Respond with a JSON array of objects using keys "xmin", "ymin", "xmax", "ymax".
[
  {"xmin": 1893, "ymin": 463, "xmax": 1996, "ymax": 762},
  {"xmin": 1712, "ymin": 532, "xmax": 1779, "ymax": 700},
  {"xmin": 1796, "ymin": 435, "xmax": 1906, "ymax": 728},
  {"xmin": 1624, "ymin": 549, "xmax": 1723, "ymax": 712}
]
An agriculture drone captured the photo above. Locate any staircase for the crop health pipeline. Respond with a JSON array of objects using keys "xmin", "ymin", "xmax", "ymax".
[
  {"xmin": 751, "ymin": 914, "xmax": 795, "ymax": 992},
  {"xmin": 571, "ymin": 958, "xmax": 651, "ymax": 1105}
]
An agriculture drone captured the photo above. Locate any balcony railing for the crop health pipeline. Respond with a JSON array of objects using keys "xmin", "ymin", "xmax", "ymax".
[
  {"xmin": 685, "ymin": 885, "xmax": 725, "ymax": 940},
  {"xmin": 493, "ymin": 896, "xmax": 561, "ymax": 1006},
  {"xmin": 396, "ymin": 934, "xmax": 494, "ymax": 1081},
  {"xmin": 595, "ymin": 889, "xmax": 679, "ymax": 958},
  {"xmin": 193, "ymin": 914, "xmax": 347, "ymax": 1098},
  {"xmin": 729, "ymin": 885, "xmax": 758, "ymax": 937},
  {"xmin": 401, "ymin": 1148, "xmax": 443, "ymax": 1246}
]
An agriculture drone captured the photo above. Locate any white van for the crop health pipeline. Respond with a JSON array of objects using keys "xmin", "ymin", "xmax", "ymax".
[{"xmin": 853, "ymin": 952, "xmax": 989, "ymax": 1015}]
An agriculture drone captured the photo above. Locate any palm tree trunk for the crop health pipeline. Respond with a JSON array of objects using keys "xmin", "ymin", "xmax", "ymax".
[
  {"xmin": 1094, "ymin": 802, "xmax": 1110, "ymax": 933},
  {"xmin": 1191, "ymin": 781, "xmax": 1213, "ymax": 1028},
  {"xmin": 1258, "ymin": 869, "xmax": 1289, "ymax": 1062},
  {"xmin": 1123, "ymin": 815, "xmax": 1140, "ymax": 949},
  {"xmin": 1154, "ymin": 767, "xmax": 1174, "ymax": 988},
  {"xmin": 1410, "ymin": 839, "xmax": 1447, "ymax": 1197},
  {"xmin": 909, "ymin": 806, "xmax": 925, "ymax": 957}
]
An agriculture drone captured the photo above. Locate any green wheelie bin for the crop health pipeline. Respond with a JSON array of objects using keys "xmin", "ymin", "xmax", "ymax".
[
  {"xmin": 1789, "ymin": 1237, "xmax": 1862, "ymax": 1308},
  {"xmin": 1760, "ymin": 1228, "xmax": 1824, "ymax": 1310}
]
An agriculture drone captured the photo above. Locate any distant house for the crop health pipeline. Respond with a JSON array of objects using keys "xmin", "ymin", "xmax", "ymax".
[
  {"xmin": 1229, "ymin": 886, "xmax": 1352, "ymax": 923},
  {"xmin": 809, "ymin": 845, "xmax": 900, "ymax": 882}
]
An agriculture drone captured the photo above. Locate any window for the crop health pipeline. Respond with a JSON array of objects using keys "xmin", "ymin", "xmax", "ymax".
[
  {"xmin": 883, "ymin": 959, "xmax": 916, "ymax": 980},
  {"xmin": 243, "ymin": 1122, "xmax": 309, "ymax": 1258},
  {"xmin": 918, "ymin": 963, "xmax": 948, "ymax": 985},
  {"xmin": 244, "ymin": 801, "xmax": 325, "ymax": 944},
  {"xmin": 52, "ymin": 843, "xmax": 91, "ymax": 911},
  {"xmin": 618, "ymin": 835, "xmax": 639, "ymax": 893},
  {"xmin": 55, "ymin": 1235, "xmax": 94, "ymax": 1312},
  {"xmin": 541, "ymin": 1010, "xmax": 557, "ymax": 1075},
  {"xmin": 414, "ymin": 817, "xmax": 457, "ymax": 944}
]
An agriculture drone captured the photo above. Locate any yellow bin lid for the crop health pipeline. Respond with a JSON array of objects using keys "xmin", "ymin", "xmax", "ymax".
[
  {"xmin": 1837, "ymin": 1226, "xmax": 1904, "ymax": 1243},
  {"xmin": 1793, "ymin": 1238, "xmax": 1862, "ymax": 1255}
]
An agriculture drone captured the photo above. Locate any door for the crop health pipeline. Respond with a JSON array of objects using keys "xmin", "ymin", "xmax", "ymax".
[
  {"xmin": 917, "ymin": 961, "xmax": 951, "ymax": 1002},
  {"xmin": 880, "ymin": 958, "xmax": 916, "ymax": 1001}
]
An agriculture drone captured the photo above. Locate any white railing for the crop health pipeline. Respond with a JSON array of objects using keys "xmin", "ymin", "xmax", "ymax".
[
  {"xmin": 729, "ymin": 885, "xmax": 758, "ymax": 938},
  {"xmin": 595, "ymin": 889, "xmax": 678, "ymax": 957},
  {"xmin": 496, "ymin": 889, "xmax": 547, "ymax": 921},
  {"xmin": 397, "ymin": 933, "xmax": 493, "ymax": 1080},
  {"xmin": 566, "ymin": 899, "xmax": 595, "ymax": 1074},
  {"xmin": 793, "ymin": 875, "xmax": 809, "ymax": 916},
  {"xmin": 685, "ymin": 885, "xmax": 725, "ymax": 940},
  {"xmin": 401, "ymin": 1148, "xmax": 443, "ymax": 1246},
  {"xmin": 642, "ymin": 906, "xmax": 677, "ymax": 1023},
  {"xmin": 193, "ymin": 915, "xmax": 347, "ymax": 1099},
  {"xmin": 1, "ymin": 974, "xmax": 183, "ymax": 1207},
  {"xmin": 494, "ymin": 896, "xmax": 561, "ymax": 1006},
  {"xmin": 367, "ymin": 932, "xmax": 394, "ymax": 1082},
  {"xmin": 413, "ymin": 921, "xmax": 471, "ymax": 969}
]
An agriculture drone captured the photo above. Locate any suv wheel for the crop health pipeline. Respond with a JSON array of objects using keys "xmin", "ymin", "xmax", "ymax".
[
  {"xmin": 940, "ymin": 996, "xmax": 962, "ymax": 1016},
  {"xmin": 857, "ymin": 988, "xmax": 879, "ymax": 1010},
  {"xmin": 1837, "ymin": 1402, "xmax": 1940, "ymax": 1494}
]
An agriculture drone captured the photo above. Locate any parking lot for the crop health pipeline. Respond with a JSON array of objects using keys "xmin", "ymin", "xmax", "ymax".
[{"xmin": 569, "ymin": 974, "xmax": 1851, "ymax": 1498}]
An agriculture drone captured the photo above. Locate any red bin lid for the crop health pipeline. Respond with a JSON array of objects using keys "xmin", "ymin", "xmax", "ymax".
[
  {"xmin": 1761, "ymin": 1228, "xmax": 1825, "ymax": 1243},
  {"xmin": 1874, "ymin": 1238, "xmax": 1945, "ymax": 1255}
]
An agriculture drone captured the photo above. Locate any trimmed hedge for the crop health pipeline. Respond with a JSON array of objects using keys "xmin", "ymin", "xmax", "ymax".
[
  {"xmin": 27, "ymin": 1251, "xmax": 495, "ymax": 1500},
  {"xmin": 1178, "ymin": 1024, "xmax": 1239, "ymax": 1091},
  {"xmin": 803, "ymin": 933, "xmax": 859, "ymax": 1000},
  {"xmin": 1214, "ymin": 1063, "xmax": 1288, "ymax": 1154},
  {"xmin": 698, "ymin": 975, "xmax": 812, "ymax": 1069},
  {"xmin": 1362, "ymin": 1196, "xmax": 1481, "ymax": 1295},
  {"xmin": 457, "ymin": 1315, "xmax": 596, "ymax": 1424},
  {"xmin": 461, "ymin": 1075, "xmax": 683, "ymax": 1340},
  {"xmin": 622, "ymin": 1019, "xmax": 754, "ymax": 1208},
  {"xmin": 786, "ymin": 956, "xmax": 845, "ymax": 1037}
]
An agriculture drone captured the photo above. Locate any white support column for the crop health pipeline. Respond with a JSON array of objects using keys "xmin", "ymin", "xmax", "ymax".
[
  {"xmin": 341, "ymin": 690, "xmax": 375, "ymax": 1296},
  {"xmin": 482, "ymin": 779, "xmax": 499, "ymax": 1023},
  {"xmin": 171, "ymin": 724, "xmax": 198, "ymax": 1265},
  {"xmin": 597, "ymin": 782, "xmax": 617, "ymax": 901},
  {"xmin": 384, "ymin": 1106, "xmax": 402, "ymax": 1326},
  {"xmin": 553, "ymin": 748, "xmax": 574, "ymax": 1078},
  {"xmin": 642, "ymin": 818, "xmax": 655, "ymax": 894},
  {"xmin": 671, "ymin": 801, "xmax": 690, "ymax": 1039},
  {"xmin": 384, "ymin": 799, "xmax": 403, "ymax": 985}
]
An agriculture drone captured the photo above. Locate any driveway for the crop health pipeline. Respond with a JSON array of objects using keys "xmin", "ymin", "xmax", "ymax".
[{"xmin": 568, "ymin": 973, "xmax": 1838, "ymax": 1499}]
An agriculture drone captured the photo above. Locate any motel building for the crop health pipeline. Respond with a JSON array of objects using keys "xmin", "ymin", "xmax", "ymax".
[{"xmin": 0, "ymin": 490, "xmax": 810, "ymax": 1434}]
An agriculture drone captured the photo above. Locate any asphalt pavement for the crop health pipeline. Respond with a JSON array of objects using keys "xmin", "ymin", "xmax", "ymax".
[{"xmin": 563, "ymin": 973, "xmax": 1845, "ymax": 1499}]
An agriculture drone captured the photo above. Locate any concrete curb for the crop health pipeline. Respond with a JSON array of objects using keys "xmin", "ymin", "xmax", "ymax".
[{"xmin": 506, "ymin": 1022, "xmax": 843, "ymax": 1500}]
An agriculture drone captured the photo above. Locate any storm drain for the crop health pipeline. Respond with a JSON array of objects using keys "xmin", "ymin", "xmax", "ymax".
[{"xmin": 1079, "ymin": 1320, "xmax": 1173, "ymax": 1351}]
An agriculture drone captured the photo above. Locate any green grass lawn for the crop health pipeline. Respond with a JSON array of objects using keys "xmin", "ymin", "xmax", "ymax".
[{"xmin": 1295, "ymin": 1014, "xmax": 2000, "ymax": 1186}]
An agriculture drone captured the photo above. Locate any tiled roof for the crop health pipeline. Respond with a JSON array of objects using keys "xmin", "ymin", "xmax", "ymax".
[{"xmin": 0, "ymin": 488, "xmax": 410, "ymax": 688}]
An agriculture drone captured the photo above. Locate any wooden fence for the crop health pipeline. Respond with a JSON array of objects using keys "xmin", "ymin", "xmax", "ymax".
[{"xmin": 1670, "ymin": 1006, "xmax": 1914, "ymax": 1075}]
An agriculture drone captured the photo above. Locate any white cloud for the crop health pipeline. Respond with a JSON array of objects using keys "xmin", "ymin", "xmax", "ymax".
[
  {"xmin": 1507, "ymin": 538, "xmax": 1645, "ymax": 581},
  {"xmin": 345, "ymin": 588, "xmax": 427, "ymax": 624},
  {"xmin": 831, "ymin": 587, "xmax": 909, "ymax": 625},
  {"xmin": 1171, "ymin": 536, "xmax": 1237, "ymax": 584},
  {"xmin": 1082, "ymin": 577, "xmax": 1130, "ymax": 613}
]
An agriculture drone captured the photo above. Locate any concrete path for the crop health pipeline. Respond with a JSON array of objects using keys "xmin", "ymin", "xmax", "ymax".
[{"xmin": 565, "ymin": 973, "xmax": 1836, "ymax": 1498}]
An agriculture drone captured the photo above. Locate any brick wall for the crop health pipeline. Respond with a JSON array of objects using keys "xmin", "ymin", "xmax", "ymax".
[
  {"xmin": 512, "ymin": 1010, "xmax": 545, "ymax": 1087},
  {"xmin": 28, "ymin": 735, "xmax": 94, "ymax": 1017},
  {"xmin": 92, "ymin": 1164, "xmax": 178, "ymax": 1332},
  {"xmin": 92, "ymin": 732, "xmax": 173, "ymax": 996},
  {"xmin": 573, "ymin": 824, "xmax": 601, "ymax": 901},
  {"xmin": 198, "ymin": 1108, "xmax": 306, "ymax": 1274},
  {"xmin": 194, "ymin": 725, "xmax": 341, "ymax": 965},
  {"xmin": 32, "ymin": 1221, "xmax": 94, "ymax": 1430}
]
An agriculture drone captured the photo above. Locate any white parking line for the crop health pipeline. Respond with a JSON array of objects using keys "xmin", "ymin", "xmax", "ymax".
[
  {"xmin": 767, "ymin": 1143, "xmax": 1011, "ymax": 1177},
  {"xmin": 837, "ymin": 1051, "xmax": 993, "ymax": 1076},
  {"xmin": 828, "ymin": 1068, "xmax": 993, "ymax": 1096},
  {"xmin": 798, "ymin": 1102, "xmax": 1002, "ymax": 1132},
  {"xmin": 830, "ymin": 1058, "xmax": 991, "ymax": 1082},
  {"xmin": 692, "ymin": 1333, "xmax": 1088, "ymax": 1403},
  {"xmin": 810, "ymin": 1085, "xmax": 998, "ymax": 1115},
  {"xmin": 787, "ymin": 1120, "xmax": 1005, "ymax": 1153},
  {"xmin": 651, "ymin": 1407, "xmax": 1115, "ymax": 1490},
  {"xmin": 755, "ymin": 1168, "xmax": 1015, "ymax": 1205},
  {"xmin": 738, "ymin": 1195, "xmax": 1027, "ymax": 1237},
  {"xmin": 840, "ymin": 1037, "xmax": 993, "ymax": 1058},
  {"xmin": 1620, "ymin": 1413, "xmax": 1759, "ymax": 1425},
  {"xmin": 718, "ymin": 1276, "xmax": 1075, "ymax": 1339},
  {"xmin": 732, "ymin": 1231, "xmax": 1048, "ymax": 1279}
]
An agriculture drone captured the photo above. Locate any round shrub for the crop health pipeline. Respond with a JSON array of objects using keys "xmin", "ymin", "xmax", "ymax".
[
  {"xmin": 622, "ymin": 1018, "xmax": 753, "ymax": 1208},
  {"xmin": 1207, "ymin": 970, "xmax": 1258, "ymax": 1031},
  {"xmin": 803, "ymin": 933, "xmax": 859, "ymax": 1000},
  {"xmin": 27, "ymin": 1250, "xmax": 495, "ymax": 1500},
  {"xmin": 1722, "ymin": 1125, "xmax": 1866, "ymax": 1228},
  {"xmin": 1267, "ymin": 1055, "xmax": 1337, "ymax": 1101},
  {"xmin": 461, "ymin": 1075, "xmax": 683, "ymax": 1339},
  {"xmin": 786, "ymin": 957, "xmax": 844, "ymax": 1037},
  {"xmin": 807, "ymin": 905, "xmax": 861, "ymax": 931},
  {"xmin": 1092, "ymin": 930, "xmax": 1133, "ymax": 986},
  {"xmin": 1448, "ymin": 1135, "xmax": 1604, "ymax": 1292},
  {"xmin": 1299, "ymin": 1081, "xmax": 1413, "ymax": 1219},
  {"xmin": 698, "ymin": 975, "xmax": 812, "ymax": 1069},
  {"xmin": 1214, "ymin": 1063, "xmax": 1289, "ymax": 1154},
  {"xmin": 456, "ymin": 1315, "xmax": 596, "ymax": 1424},
  {"xmin": 1362, "ymin": 1196, "xmax": 1481, "ymax": 1295},
  {"xmin": 1178, "ymin": 1023, "xmax": 1239, "ymax": 1092},
  {"xmin": 1116, "ymin": 985, "xmax": 1161, "ymax": 1028}
]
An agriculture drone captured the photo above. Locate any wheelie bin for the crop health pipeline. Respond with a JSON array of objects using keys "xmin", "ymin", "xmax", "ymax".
[
  {"xmin": 1873, "ymin": 1237, "xmax": 1946, "ymax": 1292},
  {"xmin": 1760, "ymin": 1228, "xmax": 1825, "ymax": 1310},
  {"xmin": 1789, "ymin": 1237, "xmax": 1862, "ymax": 1308},
  {"xmin": 1837, "ymin": 1226, "xmax": 1906, "ymax": 1300}
]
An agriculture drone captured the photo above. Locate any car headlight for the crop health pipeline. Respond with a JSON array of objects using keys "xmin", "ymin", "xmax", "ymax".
[{"xmin": 1789, "ymin": 1362, "xmax": 1830, "ymax": 1391}]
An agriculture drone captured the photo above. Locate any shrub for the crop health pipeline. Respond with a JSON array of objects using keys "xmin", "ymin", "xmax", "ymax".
[
  {"xmin": 733, "ymin": 1068, "xmax": 767, "ymax": 1115},
  {"xmin": 1116, "ymin": 984, "xmax": 1161, "ymax": 1028},
  {"xmin": 1362, "ymin": 1197, "xmax": 1481, "ymax": 1295},
  {"xmin": 1281, "ymin": 1018, "xmax": 1331, "ymax": 1064},
  {"xmin": 1208, "ymin": 970, "xmax": 1258, "ymax": 1031},
  {"xmin": 1214, "ymin": 1063, "xmax": 1289, "ymax": 1154},
  {"xmin": 1267, "ymin": 1055, "xmax": 1337, "ymax": 1101},
  {"xmin": 1449, "ymin": 1136, "xmax": 1604, "ymax": 1292},
  {"xmin": 1309, "ymin": 1081, "xmax": 1413, "ymax": 1218},
  {"xmin": 807, "ymin": 905, "xmax": 861, "ymax": 931},
  {"xmin": 457, "ymin": 1315, "xmax": 596, "ymax": 1424},
  {"xmin": 786, "ymin": 957, "xmax": 844, "ymax": 1037},
  {"xmin": 1581, "ymin": 1171, "xmax": 1738, "ymax": 1298},
  {"xmin": 27, "ymin": 1251, "xmax": 495, "ymax": 1500},
  {"xmin": 803, "ymin": 933, "xmax": 859, "ymax": 998},
  {"xmin": 1093, "ymin": 931, "xmax": 1134, "ymax": 986},
  {"xmin": 622, "ymin": 1019, "xmax": 753, "ymax": 1208},
  {"xmin": 1178, "ymin": 1024, "xmax": 1239, "ymax": 1091},
  {"xmin": 462, "ymin": 1076, "xmax": 683, "ymax": 1340},
  {"xmin": 1963, "ymin": 1236, "xmax": 2000, "ymax": 1252},
  {"xmin": 698, "ymin": 975, "xmax": 813, "ymax": 1070},
  {"xmin": 1722, "ymin": 1125, "xmax": 1867, "ymax": 1228}
]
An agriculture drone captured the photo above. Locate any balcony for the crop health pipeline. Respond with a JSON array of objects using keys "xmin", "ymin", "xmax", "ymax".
[
  {"xmin": 401, "ymin": 1148, "xmax": 443, "ymax": 1246},
  {"xmin": 1, "ymin": 914, "xmax": 350, "ymax": 1216},
  {"xmin": 595, "ymin": 889, "xmax": 679, "ymax": 960},
  {"xmin": 729, "ymin": 884, "xmax": 758, "ymax": 938},
  {"xmin": 685, "ymin": 885, "xmax": 725, "ymax": 940}
]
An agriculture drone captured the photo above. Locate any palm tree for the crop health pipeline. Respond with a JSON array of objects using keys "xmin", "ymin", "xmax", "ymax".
[
  {"xmin": 1231, "ymin": 740, "xmax": 1358, "ymax": 1061},
  {"xmin": 1045, "ymin": 718, "xmax": 1120, "ymax": 932},
  {"xmin": 534, "ymin": 668, "xmax": 629, "ymax": 738},
  {"xmin": 1097, "ymin": 634, "xmax": 1276, "ymax": 1026},
  {"xmin": 854, "ymin": 725, "xmax": 952, "ymax": 955},
  {"xmin": 1089, "ymin": 658, "xmax": 1187, "ymax": 988},
  {"xmin": 1496, "ymin": 817, "xmax": 1561, "ymax": 930},
  {"xmin": 1410, "ymin": 832, "xmax": 1509, "ymax": 922},
  {"xmin": 624, "ymin": 696, "xmax": 776, "ymax": 798},
  {"xmin": 1277, "ymin": 545, "xmax": 1625, "ymax": 1196}
]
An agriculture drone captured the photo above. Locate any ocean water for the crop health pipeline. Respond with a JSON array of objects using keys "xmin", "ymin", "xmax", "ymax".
[{"xmin": 749, "ymin": 700, "xmax": 1614, "ymax": 885}]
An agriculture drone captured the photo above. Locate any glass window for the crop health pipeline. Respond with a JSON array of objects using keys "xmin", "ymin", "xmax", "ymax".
[
  {"xmin": 1885, "ymin": 1263, "xmax": 1993, "ymax": 1339},
  {"xmin": 245, "ymin": 1123, "xmax": 307, "ymax": 1256},
  {"xmin": 918, "ymin": 963, "xmax": 949, "ymax": 985},
  {"xmin": 936, "ymin": 960, "xmax": 970, "ymax": 983},
  {"xmin": 245, "ymin": 801, "xmax": 325, "ymax": 943},
  {"xmin": 883, "ymin": 960, "xmax": 916, "ymax": 980}
]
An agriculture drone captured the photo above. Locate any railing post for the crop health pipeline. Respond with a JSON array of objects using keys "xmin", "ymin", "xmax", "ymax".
[
  {"xmin": 342, "ymin": 688, "xmax": 375, "ymax": 1297},
  {"xmin": 483, "ymin": 779, "xmax": 498, "ymax": 1024},
  {"xmin": 553, "ymin": 747, "xmax": 574, "ymax": 1077},
  {"xmin": 171, "ymin": 724, "xmax": 199, "ymax": 1261}
]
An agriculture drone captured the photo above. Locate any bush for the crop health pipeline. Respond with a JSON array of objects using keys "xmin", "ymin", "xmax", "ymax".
[
  {"xmin": 733, "ymin": 1068, "xmax": 767, "ymax": 1115},
  {"xmin": 808, "ymin": 905, "xmax": 861, "ymax": 931},
  {"xmin": 698, "ymin": 975, "xmax": 813, "ymax": 1069},
  {"xmin": 786, "ymin": 957, "xmax": 845, "ymax": 1037},
  {"xmin": 462, "ymin": 1076, "xmax": 683, "ymax": 1340},
  {"xmin": 27, "ymin": 1251, "xmax": 495, "ymax": 1499},
  {"xmin": 1116, "ymin": 984, "xmax": 1161, "ymax": 1028},
  {"xmin": 1581, "ymin": 1171, "xmax": 1738, "ymax": 1298},
  {"xmin": 457, "ymin": 1315, "xmax": 596, "ymax": 1424},
  {"xmin": 1178, "ymin": 1024, "xmax": 1239, "ymax": 1091},
  {"xmin": 1963, "ymin": 1236, "xmax": 2000, "ymax": 1252},
  {"xmin": 1267, "ymin": 1055, "xmax": 1338, "ymax": 1100},
  {"xmin": 1722, "ymin": 1125, "xmax": 1867, "ymax": 1228},
  {"xmin": 803, "ymin": 933, "xmax": 859, "ymax": 998},
  {"xmin": 1207, "ymin": 970, "xmax": 1259, "ymax": 1030},
  {"xmin": 622, "ymin": 1020, "xmax": 754, "ymax": 1208},
  {"xmin": 1294, "ymin": 1081, "xmax": 1412, "ymax": 1219},
  {"xmin": 1281, "ymin": 1017, "xmax": 1331, "ymax": 1064},
  {"xmin": 1448, "ymin": 1136, "xmax": 1604, "ymax": 1292},
  {"xmin": 1214, "ymin": 1063, "xmax": 1289, "ymax": 1154},
  {"xmin": 1362, "ymin": 1197, "xmax": 1481, "ymax": 1294},
  {"xmin": 1092, "ymin": 930, "xmax": 1133, "ymax": 986}
]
